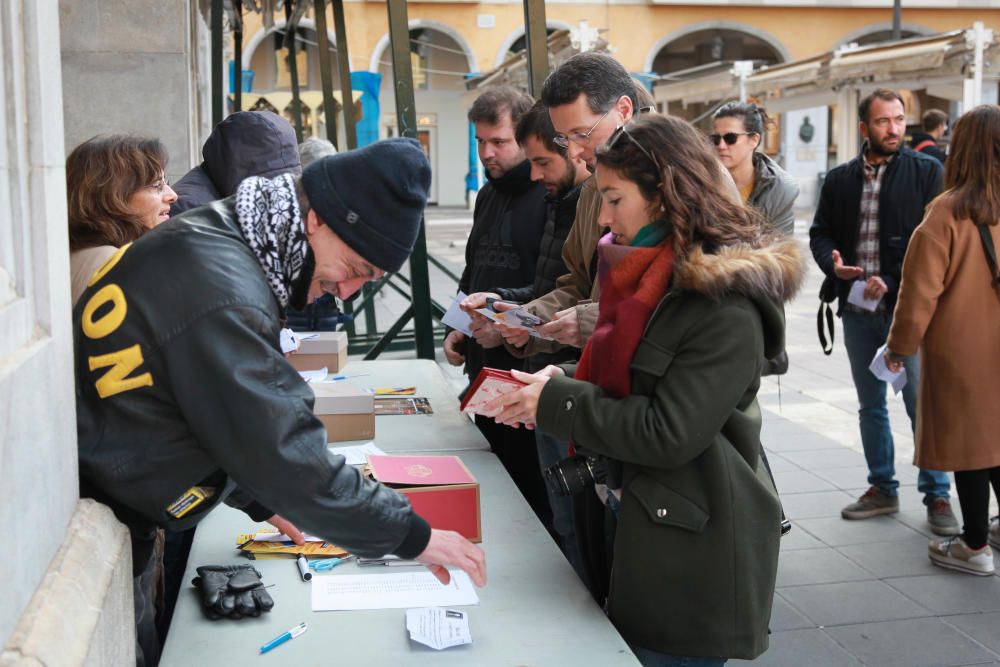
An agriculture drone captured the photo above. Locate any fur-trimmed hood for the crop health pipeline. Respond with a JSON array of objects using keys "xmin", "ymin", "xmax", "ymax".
[
  {"xmin": 674, "ymin": 238, "xmax": 808, "ymax": 360},
  {"xmin": 674, "ymin": 238, "xmax": 806, "ymax": 304}
]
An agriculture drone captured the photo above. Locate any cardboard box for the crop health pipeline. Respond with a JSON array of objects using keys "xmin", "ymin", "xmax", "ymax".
[
  {"xmin": 367, "ymin": 454, "xmax": 481, "ymax": 543},
  {"xmin": 288, "ymin": 331, "xmax": 348, "ymax": 373},
  {"xmin": 311, "ymin": 381, "xmax": 375, "ymax": 443}
]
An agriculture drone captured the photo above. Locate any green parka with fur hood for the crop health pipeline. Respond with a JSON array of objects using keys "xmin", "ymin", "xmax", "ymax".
[{"xmin": 536, "ymin": 237, "xmax": 806, "ymax": 660}]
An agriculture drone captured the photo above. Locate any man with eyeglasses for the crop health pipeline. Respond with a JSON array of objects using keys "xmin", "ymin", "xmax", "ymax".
[{"xmin": 810, "ymin": 89, "xmax": 956, "ymax": 535}]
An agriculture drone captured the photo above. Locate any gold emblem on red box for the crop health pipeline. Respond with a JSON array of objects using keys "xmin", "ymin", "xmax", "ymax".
[{"xmin": 406, "ymin": 464, "xmax": 433, "ymax": 478}]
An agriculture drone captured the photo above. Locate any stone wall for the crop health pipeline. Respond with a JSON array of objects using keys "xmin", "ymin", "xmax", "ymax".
[{"xmin": 59, "ymin": 0, "xmax": 207, "ymax": 182}]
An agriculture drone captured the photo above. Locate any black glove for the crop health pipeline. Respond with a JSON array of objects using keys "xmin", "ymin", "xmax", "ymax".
[{"xmin": 191, "ymin": 565, "xmax": 274, "ymax": 620}]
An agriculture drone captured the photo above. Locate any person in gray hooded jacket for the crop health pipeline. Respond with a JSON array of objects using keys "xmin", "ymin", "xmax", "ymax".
[
  {"xmin": 169, "ymin": 110, "xmax": 302, "ymax": 216},
  {"xmin": 711, "ymin": 102, "xmax": 799, "ymax": 237}
]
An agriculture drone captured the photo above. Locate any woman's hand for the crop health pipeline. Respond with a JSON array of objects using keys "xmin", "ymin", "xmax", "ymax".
[{"xmin": 482, "ymin": 368, "xmax": 554, "ymax": 428}]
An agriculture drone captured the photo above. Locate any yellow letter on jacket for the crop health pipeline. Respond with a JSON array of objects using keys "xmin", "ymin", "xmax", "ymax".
[{"xmin": 88, "ymin": 344, "xmax": 153, "ymax": 398}]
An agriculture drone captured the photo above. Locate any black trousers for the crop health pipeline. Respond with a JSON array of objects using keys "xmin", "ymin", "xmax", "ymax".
[
  {"xmin": 474, "ymin": 414, "xmax": 553, "ymax": 530},
  {"xmin": 954, "ymin": 466, "xmax": 1000, "ymax": 549}
]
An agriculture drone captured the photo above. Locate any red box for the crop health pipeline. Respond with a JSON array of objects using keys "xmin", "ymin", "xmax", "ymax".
[
  {"xmin": 458, "ymin": 367, "xmax": 526, "ymax": 416},
  {"xmin": 367, "ymin": 455, "xmax": 481, "ymax": 543}
]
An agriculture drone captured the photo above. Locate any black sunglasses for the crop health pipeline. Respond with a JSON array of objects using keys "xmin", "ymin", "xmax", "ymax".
[
  {"xmin": 607, "ymin": 124, "xmax": 659, "ymax": 170},
  {"xmin": 708, "ymin": 132, "xmax": 754, "ymax": 146}
]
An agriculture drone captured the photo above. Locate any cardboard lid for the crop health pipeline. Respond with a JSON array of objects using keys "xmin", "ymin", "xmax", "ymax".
[
  {"xmin": 295, "ymin": 331, "xmax": 348, "ymax": 355},
  {"xmin": 311, "ymin": 382, "xmax": 374, "ymax": 415},
  {"xmin": 367, "ymin": 455, "xmax": 476, "ymax": 486}
]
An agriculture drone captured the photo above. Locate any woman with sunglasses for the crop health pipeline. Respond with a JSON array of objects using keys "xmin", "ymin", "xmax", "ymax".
[
  {"xmin": 68, "ymin": 134, "xmax": 177, "ymax": 305},
  {"xmin": 486, "ymin": 114, "xmax": 805, "ymax": 665},
  {"xmin": 711, "ymin": 102, "xmax": 798, "ymax": 237}
]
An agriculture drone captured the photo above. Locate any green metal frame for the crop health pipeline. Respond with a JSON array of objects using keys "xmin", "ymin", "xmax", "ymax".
[{"xmin": 207, "ymin": 0, "xmax": 551, "ymax": 360}]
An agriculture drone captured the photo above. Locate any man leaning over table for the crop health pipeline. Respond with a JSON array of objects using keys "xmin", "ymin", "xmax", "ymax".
[{"xmin": 74, "ymin": 138, "xmax": 486, "ymax": 667}]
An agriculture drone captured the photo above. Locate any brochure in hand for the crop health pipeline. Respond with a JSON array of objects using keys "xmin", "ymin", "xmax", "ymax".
[{"xmin": 458, "ymin": 367, "xmax": 526, "ymax": 415}]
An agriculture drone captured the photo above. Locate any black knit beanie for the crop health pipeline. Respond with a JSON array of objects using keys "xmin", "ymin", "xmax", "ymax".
[{"xmin": 301, "ymin": 137, "xmax": 431, "ymax": 273}]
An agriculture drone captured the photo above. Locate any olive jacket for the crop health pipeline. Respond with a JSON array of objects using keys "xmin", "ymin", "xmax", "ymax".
[{"xmin": 536, "ymin": 238, "xmax": 806, "ymax": 659}]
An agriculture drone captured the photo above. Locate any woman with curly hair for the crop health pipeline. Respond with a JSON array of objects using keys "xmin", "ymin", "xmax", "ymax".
[
  {"xmin": 487, "ymin": 114, "xmax": 806, "ymax": 665},
  {"xmin": 67, "ymin": 134, "xmax": 176, "ymax": 304}
]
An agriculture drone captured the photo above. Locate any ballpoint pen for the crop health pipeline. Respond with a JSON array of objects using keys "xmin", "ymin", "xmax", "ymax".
[{"xmin": 260, "ymin": 622, "xmax": 307, "ymax": 654}]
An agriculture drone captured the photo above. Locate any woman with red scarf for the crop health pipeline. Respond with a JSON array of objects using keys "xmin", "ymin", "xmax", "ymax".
[{"xmin": 487, "ymin": 114, "xmax": 806, "ymax": 666}]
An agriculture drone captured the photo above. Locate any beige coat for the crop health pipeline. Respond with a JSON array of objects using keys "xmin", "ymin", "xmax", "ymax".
[
  {"xmin": 888, "ymin": 196, "xmax": 1000, "ymax": 471},
  {"xmin": 71, "ymin": 245, "xmax": 118, "ymax": 306}
]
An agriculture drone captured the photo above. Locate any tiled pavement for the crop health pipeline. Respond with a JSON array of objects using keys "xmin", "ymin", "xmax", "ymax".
[{"xmin": 408, "ymin": 208, "xmax": 1000, "ymax": 666}]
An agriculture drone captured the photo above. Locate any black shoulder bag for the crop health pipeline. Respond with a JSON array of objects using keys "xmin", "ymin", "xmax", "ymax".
[
  {"xmin": 979, "ymin": 224, "xmax": 1000, "ymax": 293},
  {"xmin": 817, "ymin": 275, "xmax": 837, "ymax": 355}
]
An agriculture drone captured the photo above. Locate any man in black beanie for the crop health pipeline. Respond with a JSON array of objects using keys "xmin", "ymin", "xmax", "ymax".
[{"xmin": 73, "ymin": 137, "xmax": 486, "ymax": 666}]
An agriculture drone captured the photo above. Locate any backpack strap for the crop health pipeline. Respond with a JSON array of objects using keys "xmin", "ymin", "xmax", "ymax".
[
  {"xmin": 979, "ymin": 224, "xmax": 1000, "ymax": 291},
  {"xmin": 913, "ymin": 139, "xmax": 936, "ymax": 153}
]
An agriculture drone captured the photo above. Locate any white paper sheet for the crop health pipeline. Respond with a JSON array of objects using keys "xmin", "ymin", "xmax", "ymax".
[
  {"xmin": 279, "ymin": 328, "xmax": 301, "ymax": 354},
  {"xmin": 869, "ymin": 343, "xmax": 907, "ymax": 394},
  {"xmin": 406, "ymin": 608, "xmax": 473, "ymax": 650},
  {"xmin": 441, "ymin": 292, "xmax": 473, "ymax": 336},
  {"xmin": 311, "ymin": 570, "xmax": 480, "ymax": 611},
  {"xmin": 847, "ymin": 280, "xmax": 883, "ymax": 312},
  {"xmin": 299, "ymin": 368, "xmax": 328, "ymax": 383},
  {"xmin": 328, "ymin": 441, "xmax": 385, "ymax": 466}
]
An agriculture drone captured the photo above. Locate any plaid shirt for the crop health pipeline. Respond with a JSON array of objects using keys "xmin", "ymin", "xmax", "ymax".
[{"xmin": 848, "ymin": 153, "xmax": 894, "ymax": 312}]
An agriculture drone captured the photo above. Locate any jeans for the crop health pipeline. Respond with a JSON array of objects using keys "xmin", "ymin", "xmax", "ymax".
[
  {"xmin": 535, "ymin": 429, "xmax": 585, "ymax": 580},
  {"xmin": 631, "ymin": 645, "xmax": 727, "ymax": 667},
  {"xmin": 841, "ymin": 311, "xmax": 950, "ymax": 502}
]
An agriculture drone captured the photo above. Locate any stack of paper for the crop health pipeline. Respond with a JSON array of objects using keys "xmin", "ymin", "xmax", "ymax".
[
  {"xmin": 311, "ymin": 570, "xmax": 480, "ymax": 611},
  {"xmin": 236, "ymin": 529, "xmax": 348, "ymax": 559},
  {"xmin": 868, "ymin": 343, "xmax": 907, "ymax": 394}
]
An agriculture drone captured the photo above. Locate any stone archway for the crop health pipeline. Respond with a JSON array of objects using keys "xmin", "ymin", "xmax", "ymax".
[
  {"xmin": 494, "ymin": 20, "xmax": 575, "ymax": 67},
  {"xmin": 368, "ymin": 19, "xmax": 477, "ymax": 74},
  {"xmin": 835, "ymin": 22, "xmax": 935, "ymax": 48},
  {"xmin": 644, "ymin": 21, "xmax": 790, "ymax": 74}
]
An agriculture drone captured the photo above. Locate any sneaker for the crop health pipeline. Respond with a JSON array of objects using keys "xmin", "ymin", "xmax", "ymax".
[
  {"xmin": 926, "ymin": 497, "xmax": 961, "ymax": 536},
  {"xmin": 928, "ymin": 536, "xmax": 996, "ymax": 576},
  {"xmin": 842, "ymin": 486, "xmax": 899, "ymax": 520},
  {"xmin": 989, "ymin": 516, "xmax": 1000, "ymax": 550}
]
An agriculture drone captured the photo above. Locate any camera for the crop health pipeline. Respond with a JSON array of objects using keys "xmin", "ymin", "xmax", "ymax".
[{"xmin": 543, "ymin": 455, "xmax": 607, "ymax": 497}]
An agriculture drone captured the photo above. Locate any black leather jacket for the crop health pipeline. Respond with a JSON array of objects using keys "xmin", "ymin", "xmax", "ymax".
[{"xmin": 74, "ymin": 198, "xmax": 430, "ymax": 558}]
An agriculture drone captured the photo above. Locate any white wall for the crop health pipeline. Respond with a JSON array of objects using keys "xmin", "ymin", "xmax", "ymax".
[
  {"xmin": 2, "ymin": 2, "xmax": 132, "ymax": 664},
  {"xmin": 59, "ymin": 0, "xmax": 204, "ymax": 182},
  {"xmin": 782, "ymin": 106, "xmax": 829, "ymax": 209}
]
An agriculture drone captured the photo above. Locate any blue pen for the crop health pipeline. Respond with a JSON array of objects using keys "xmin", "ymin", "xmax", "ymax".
[{"xmin": 260, "ymin": 622, "xmax": 307, "ymax": 654}]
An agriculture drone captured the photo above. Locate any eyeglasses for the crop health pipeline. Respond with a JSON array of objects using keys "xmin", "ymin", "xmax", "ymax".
[
  {"xmin": 708, "ymin": 132, "xmax": 754, "ymax": 146},
  {"xmin": 146, "ymin": 177, "xmax": 170, "ymax": 195},
  {"xmin": 553, "ymin": 106, "xmax": 614, "ymax": 148},
  {"xmin": 607, "ymin": 124, "xmax": 659, "ymax": 170}
]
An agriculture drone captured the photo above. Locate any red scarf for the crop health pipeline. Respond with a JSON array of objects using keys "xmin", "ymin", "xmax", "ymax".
[{"xmin": 575, "ymin": 233, "xmax": 675, "ymax": 398}]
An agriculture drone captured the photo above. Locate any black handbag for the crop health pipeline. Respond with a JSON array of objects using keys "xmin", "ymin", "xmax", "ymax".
[
  {"xmin": 817, "ymin": 275, "xmax": 837, "ymax": 355},
  {"xmin": 979, "ymin": 224, "xmax": 1000, "ymax": 293}
]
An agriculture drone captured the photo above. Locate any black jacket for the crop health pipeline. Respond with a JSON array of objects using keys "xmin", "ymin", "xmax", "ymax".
[
  {"xmin": 909, "ymin": 131, "xmax": 947, "ymax": 164},
  {"xmin": 809, "ymin": 145, "xmax": 943, "ymax": 314},
  {"xmin": 457, "ymin": 160, "xmax": 547, "ymax": 379},
  {"xmin": 74, "ymin": 199, "xmax": 430, "ymax": 559},
  {"xmin": 494, "ymin": 181, "xmax": 583, "ymax": 371},
  {"xmin": 170, "ymin": 111, "xmax": 302, "ymax": 216}
]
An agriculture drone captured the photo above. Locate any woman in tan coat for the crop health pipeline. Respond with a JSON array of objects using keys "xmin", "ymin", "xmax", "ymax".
[{"xmin": 886, "ymin": 104, "xmax": 1000, "ymax": 576}]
